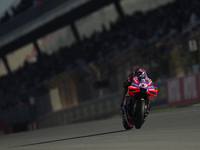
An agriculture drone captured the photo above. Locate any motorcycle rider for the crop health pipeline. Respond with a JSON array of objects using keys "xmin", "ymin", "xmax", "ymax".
[{"xmin": 120, "ymin": 67, "xmax": 153, "ymax": 113}]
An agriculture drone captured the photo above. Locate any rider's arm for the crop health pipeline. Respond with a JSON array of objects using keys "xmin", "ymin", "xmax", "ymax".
[{"xmin": 123, "ymin": 73, "xmax": 133, "ymax": 88}]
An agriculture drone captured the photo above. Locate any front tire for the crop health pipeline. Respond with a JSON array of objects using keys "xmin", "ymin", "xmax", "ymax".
[{"xmin": 135, "ymin": 100, "xmax": 145, "ymax": 129}]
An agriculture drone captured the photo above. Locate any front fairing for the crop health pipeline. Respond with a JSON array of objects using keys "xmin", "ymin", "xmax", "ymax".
[{"xmin": 128, "ymin": 78, "xmax": 157, "ymax": 97}]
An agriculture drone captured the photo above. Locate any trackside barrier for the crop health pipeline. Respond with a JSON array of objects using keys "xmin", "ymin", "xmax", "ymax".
[
  {"xmin": 28, "ymin": 120, "xmax": 39, "ymax": 131},
  {"xmin": 0, "ymin": 105, "xmax": 30, "ymax": 127},
  {"xmin": 166, "ymin": 73, "xmax": 200, "ymax": 106},
  {"xmin": 38, "ymin": 91, "xmax": 121, "ymax": 128},
  {"xmin": 153, "ymin": 81, "xmax": 167, "ymax": 106},
  {"xmin": 38, "ymin": 81, "xmax": 167, "ymax": 128},
  {"xmin": 0, "ymin": 81, "xmax": 166, "ymax": 130},
  {"xmin": 0, "ymin": 119, "xmax": 5, "ymax": 135}
]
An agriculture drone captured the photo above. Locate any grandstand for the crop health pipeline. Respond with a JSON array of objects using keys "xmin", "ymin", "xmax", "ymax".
[{"xmin": 0, "ymin": 0, "xmax": 200, "ymax": 133}]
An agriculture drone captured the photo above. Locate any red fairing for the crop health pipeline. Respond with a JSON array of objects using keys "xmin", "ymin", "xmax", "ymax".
[
  {"xmin": 128, "ymin": 78, "xmax": 158, "ymax": 99},
  {"xmin": 146, "ymin": 88, "xmax": 158, "ymax": 97},
  {"xmin": 128, "ymin": 86, "xmax": 139, "ymax": 98},
  {"xmin": 128, "ymin": 86, "xmax": 140, "ymax": 93}
]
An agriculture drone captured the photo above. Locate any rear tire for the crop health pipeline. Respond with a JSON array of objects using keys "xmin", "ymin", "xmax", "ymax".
[
  {"xmin": 135, "ymin": 101, "xmax": 145, "ymax": 129},
  {"xmin": 122, "ymin": 114, "xmax": 133, "ymax": 130}
]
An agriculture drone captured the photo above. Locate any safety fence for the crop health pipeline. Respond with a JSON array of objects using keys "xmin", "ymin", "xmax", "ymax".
[
  {"xmin": 38, "ymin": 91, "xmax": 121, "ymax": 128},
  {"xmin": 166, "ymin": 73, "xmax": 200, "ymax": 106},
  {"xmin": 38, "ymin": 80, "xmax": 167, "ymax": 128},
  {"xmin": 1, "ymin": 105, "xmax": 30, "ymax": 127},
  {"xmin": 0, "ymin": 105, "xmax": 30, "ymax": 134},
  {"xmin": 2, "ymin": 67, "xmax": 200, "ymax": 130},
  {"xmin": 0, "ymin": 79, "xmax": 167, "ymax": 130}
]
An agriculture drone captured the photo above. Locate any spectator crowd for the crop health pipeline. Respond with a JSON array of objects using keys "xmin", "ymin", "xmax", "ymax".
[{"xmin": 0, "ymin": 0, "xmax": 200, "ymax": 110}]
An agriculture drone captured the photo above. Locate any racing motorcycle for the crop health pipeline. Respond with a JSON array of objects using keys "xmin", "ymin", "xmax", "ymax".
[{"xmin": 122, "ymin": 77, "xmax": 158, "ymax": 130}]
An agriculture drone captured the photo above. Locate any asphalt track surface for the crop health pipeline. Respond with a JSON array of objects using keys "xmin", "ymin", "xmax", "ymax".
[{"xmin": 0, "ymin": 104, "xmax": 200, "ymax": 150}]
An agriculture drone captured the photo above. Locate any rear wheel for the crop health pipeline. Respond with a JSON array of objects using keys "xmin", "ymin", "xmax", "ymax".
[
  {"xmin": 122, "ymin": 114, "xmax": 133, "ymax": 130},
  {"xmin": 135, "ymin": 101, "xmax": 145, "ymax": 129}
]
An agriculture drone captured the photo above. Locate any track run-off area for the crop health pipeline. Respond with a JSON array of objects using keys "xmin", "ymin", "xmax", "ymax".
[{"xmin": 0, "ymin": 103, "xmax": 200, "ymax": 150}]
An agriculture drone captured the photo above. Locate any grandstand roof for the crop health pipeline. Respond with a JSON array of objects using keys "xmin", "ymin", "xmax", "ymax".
[{"xmin": 0, "ymin": 0, "xmax": 116, "ymax": 57}]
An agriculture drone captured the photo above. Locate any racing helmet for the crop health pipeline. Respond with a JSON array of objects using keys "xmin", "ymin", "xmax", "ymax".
[{"xmin": 133, "ymin": 68, "xmax": 147, "ymax": 81}]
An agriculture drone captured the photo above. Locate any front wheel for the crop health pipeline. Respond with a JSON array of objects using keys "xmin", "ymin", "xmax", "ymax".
[{"xmin": 135, "ymin": 100, "xmax": 145, "ymax": 129}]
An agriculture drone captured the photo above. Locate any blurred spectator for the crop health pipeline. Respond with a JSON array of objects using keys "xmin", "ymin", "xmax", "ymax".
[{"xmin": 33, "ymin": 0, "xmax": 43, "ymax": 7}]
